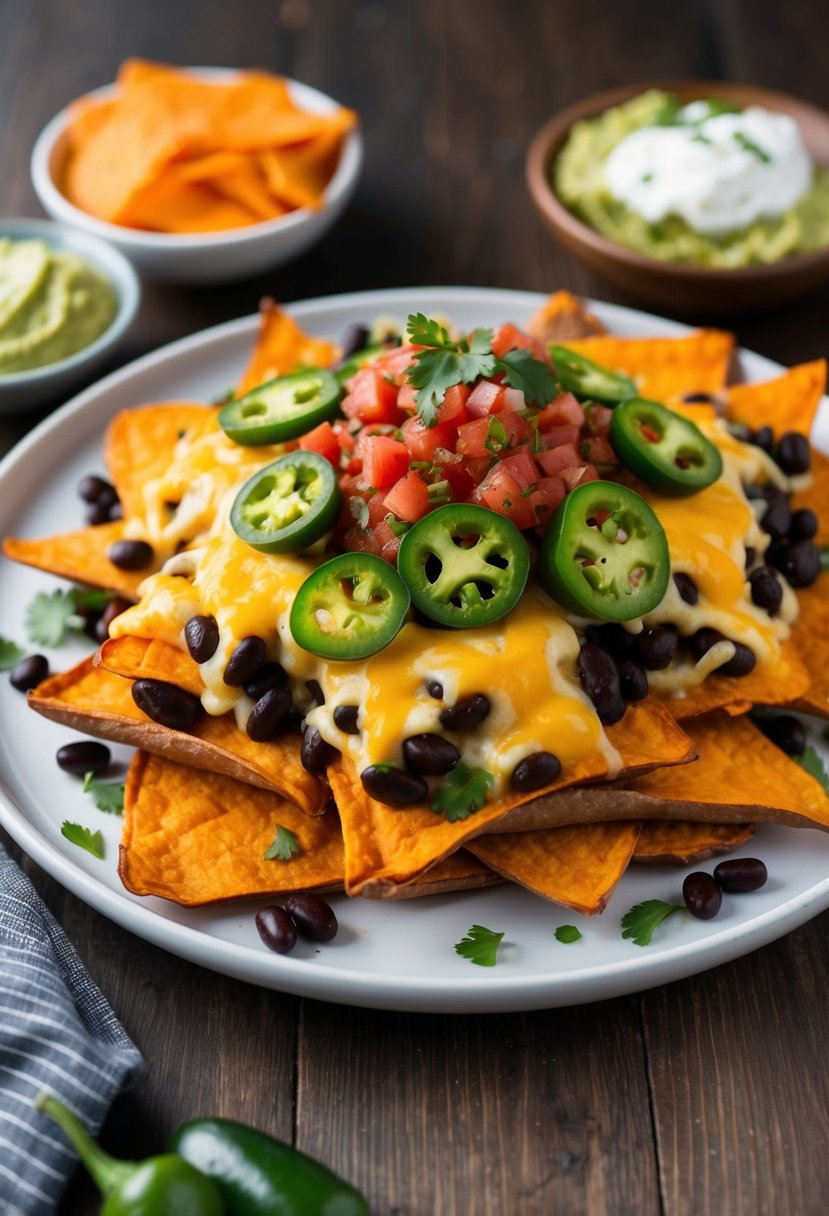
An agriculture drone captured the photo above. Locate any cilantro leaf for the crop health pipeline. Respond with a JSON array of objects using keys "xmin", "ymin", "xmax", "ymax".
[
  {"xmin": 431, "ymin": 764, "xmax": 494, "ymax": 821},
  {"xmin": 263, "ymin": 825, "xmax": 301, "ymax": 862},
  {"xmin": 796, "ymin": 745, "xmax": 829, "ymax": 793},
  {"xmin": 454, "ymin": 923, "xmax": 504, "ymax": 967},
  {"xmin": 555, "ymin": 925, "xmax": 582, "ymax": 944},
  {"xmin": 621, "ymin": 899, "xmax": 684, "ymax": 947},
  {"xmin": 495, "ymin": 347, "xmax": 559, "ymax": 407},
  {"xmin": 82, "ymin": 771, "xmax": 125, "ymax": 815},
  {"xmin": 61, "ymin": 822, "xmax": 104, "ymax": 860},
  {"xmin": 405, "ymin": 315, "xmax": 496, "ymax": 425},
  {"xmin": 25, "ymin": 587, "xmax": 113, "ymax": 647},
  {"xmin": 406, "ymin": 312, "xmax": 455, "ymax": 349},
  {"xmin": 0, "ymin": 636, "xmax": 26, "ymax": 671}
]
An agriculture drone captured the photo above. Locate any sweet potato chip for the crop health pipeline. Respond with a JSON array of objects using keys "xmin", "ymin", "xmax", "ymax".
[
  {"xmin": 28, "ymin": 658, "xmax": 326, "ymax": 815},
  {"xmin": 560, "ymin": 330, "xmax": 734, "ymax": 400},
  {"xmin": 235, "ymin": 299, "xmax": 340, "ymax": 396},
  {"xmin": 104, "ymin": 403, "xmax": 210, "ymax": 519},
  {"xmin": 526, "ymin": 290, "xmax": 607, "ymax": 342},
  {"xmin": 331, "ymin": 697, "xmax": 693, "ymax": 896},
  {"xmin": 504, "ymin": 715, "xmax": 829, "ymax": 833},
  {"xmin": 466, "ymin": 821, "xmax": 640, "ymax": 915},
  {"xmin": 121, "ymin": 752, "xmax": 342, "ymax": 905},
  {"xmin": 726, "ymin": 360, "xmax": 826, "ymax": 437},
  {"xmin": 2, "ymin": 522, "xmax": 144, "ymax": 599},
  {"xmin": 663, "ymin": 639, "xmax": 810, "ymax": 721},
  {"xmin": 788, "ymin": 577, "xmax": 829, "ymax": 717},
  {"xmin": 633, "ymin": 820, "xmax": 754, "ymax": 864},
  {"xmin": 97, "ymin": 636, "xmax": 203, "ymax": 695},
  {"xmin": 792, "ymin": 449, "xmax": 829, "ymax": 545},
  {"xmin": 391, "ymin": 852, "xmax": 503, "ymax": 899}
]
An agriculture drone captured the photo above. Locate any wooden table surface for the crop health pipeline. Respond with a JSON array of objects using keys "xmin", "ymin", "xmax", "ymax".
[{"xmin": 3, "ymin": 2, "xmax": 829, "ymax": 1212}]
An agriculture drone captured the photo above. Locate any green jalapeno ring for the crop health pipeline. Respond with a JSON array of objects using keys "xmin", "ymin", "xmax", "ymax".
[
  {"xmin": 610, "ymin": 398, "xmax": 724, "ymax": 496},
  {"xmin": 219, "ymin": 369, "xmax": 341, "ymax": 446},
  {"xmin": 539, "ymin": 480, "xmax": 670, "ymax": 622},
  {"xmin": 397, "ymin": 503, "xmax": 530, "ymax": 628},
  {"xmin": 550, "ymin": 345, "xmax": 637, "ymax": 406},
  {"xmin": 334, "ymin": 344, "xmax": 391, "ymax": 384},
  {"xmin": 290, "ymin": 552, "xmax": 411, "ymax": 660},
  {"xmin": 230, "ymin": 451, "xmax": 342, "ymax": 554}
]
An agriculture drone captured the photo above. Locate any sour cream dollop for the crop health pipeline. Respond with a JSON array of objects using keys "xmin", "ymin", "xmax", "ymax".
[{"xmin": 604, "ymin": 104, "xmax": 813, "ymax": 237}]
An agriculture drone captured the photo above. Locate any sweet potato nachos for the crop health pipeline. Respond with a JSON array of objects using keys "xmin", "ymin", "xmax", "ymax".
[{"xmin": 6, "ymin": 291, "xmax": 829, "ymax": 918}]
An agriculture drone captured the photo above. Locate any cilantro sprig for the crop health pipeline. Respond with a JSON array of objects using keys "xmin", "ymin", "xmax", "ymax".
[
  {"xmin": 61, "ymin": 822, "xmax": 104, "ymax": 860},
  {"xmin": 405, "ymin": 313, "xmax": 557, "ymax": 426},
  {"xmin": 454, "ymin": 924, "xmax": 504, "ymax": 967},
  {"xmin": 0, "ymin": 636, "xmax": 26, "ymax": 671},
  {"xmin": 25, "ymin": 588, "xmax": 113, "ymax": 648},
  {"xmin": 82, "ymin": 771, "xmax": 125, "ymax": 815},
  {"xmin": 621, "ymin": 899, "xmax": 684, "ymax": 947},
  {"xmin": 264, "ymin": 825, "xmax": 301, "ymax": 862},
  {"xmin": 431, "ymin": 764, "xmax": 494, "ymax": 821},
  {"xmin": 555, "ymin": 925, "xmax": 582, "ymax": 944}
]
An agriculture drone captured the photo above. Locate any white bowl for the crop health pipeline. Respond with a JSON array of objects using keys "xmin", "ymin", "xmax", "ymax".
[
  {"xmin": 31, "ymin": 70, "xmax": 363, "ymax": 285},
  {"xmin": 0, "ymin": 218, "xmax": 140, "ymax": 414}
]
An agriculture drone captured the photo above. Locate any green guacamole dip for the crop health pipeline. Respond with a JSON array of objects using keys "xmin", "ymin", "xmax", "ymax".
[
  {"xmin": 0, "ymin": 238, "xmax": 118, "ymax": 375},
  {"xmin": 555, "ymin": 89, "xmax": 829, "ymax": 267}
]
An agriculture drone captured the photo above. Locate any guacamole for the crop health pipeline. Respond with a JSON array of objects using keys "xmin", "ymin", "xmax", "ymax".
[
  {"xmin": 555, "ymin": 89, "xmax": 829, "ymax": 268},
  {"xmin": 0, "ymin": 238, "xmax": 118, "ymax": 375}
]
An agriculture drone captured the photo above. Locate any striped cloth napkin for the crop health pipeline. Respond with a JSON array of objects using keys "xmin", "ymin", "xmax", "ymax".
[{"xmin": 0, "ymin": 843, "xmax": 143, "ymax": 1216}]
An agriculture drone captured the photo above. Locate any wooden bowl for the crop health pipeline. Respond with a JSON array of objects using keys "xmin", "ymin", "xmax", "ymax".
[{"xmin": 526, "ymin": 81, "xmax": 829, "ymax": 314}]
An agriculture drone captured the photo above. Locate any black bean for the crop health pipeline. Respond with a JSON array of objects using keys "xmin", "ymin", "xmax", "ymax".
[
  {"xmin": 439, "ymin": 693, "xmax": 491, "ymax": 732},
  {"xmin": 578, "ymin": 643, "xmax": 624, "ymax": 724},
  {"xmin": 338, "ymin": 323, "xmax": 371, "ymax": 360},
  {"xmin": 789, "ymin": 508, "xmax": 818, "ymax": 541},
  {"xmin": 713, "ymin": 857, "xmax": 768, "ymax": 893},
  {"xmin": 95, "ymin": 596, "xmax": 132, "ymax": 643},
  {"xmin": 756, "ymin": 713, "xmax": 806, "ymax": 756},
  {"xmin": 301, "ymin": 726, "xmax": 338, "ymax": 775},
  {"xmin": 689, "ymin": 627, "xmax": 725, "ymax": 661},
  {"xmin": 78, "ymin": 474, "xmax": 115, "ymax": 505},
  {"xmin": 305, "ymin": 678, "xmax": 325, "ymax": 706},
  {"xmin": 255, "ymin": 906, "xmax": 297, "ymax": 954},
  {"xmin": 682, "ymin": 871, "xmax": 722, "ymax": 920},
  {"xmin": 223, "ymin": 636, "xmax": 267, "ymax": 686},
  {"xmin": 425, "ymin": 679, "xmax": 444, "ymax": 700},
  {"xmin": 403, "ymin": 733, "xmax": 460, "ymax": 776},
  {"xmin": 107, "ymin": 538, "xmax": 154, "ymax": 570},
  {"xmin": 636, "ymin": 626, "xmax": 678, "ymax": 671},
  {"xmin": 132, "ymin": 679, "xmax": 202, "ymax": 731},
  {"xmin": 743, "ymin": 484, "xmax": 765, "ymax": 501},
  {"xmin": 511, "ymin": 751, "xmax": 562, "ymax": 792},
  {"xmin": 283, "ymin": 893, "xmax": 338, "ymax": 942},
  {"xmin": 584, "ymin": 623, "xmax": 636, "ymax": 660},
  {"xmin": 333, "ymin": 704, "xmax": 360, "ymax": 734},
  {"xmin": 56, "ymin": 740, "xmax": 111, "ymax": 776},
  {"xmin": 776, "ymin": 431, "xmax": 811, "ymax": 475},
  {"xmin": 683, "ymin": 392, "xmax": 719, "ymax": 404},
  {"xmin": 718, "ymin": 642, "xmax": 756, "ymax": 677},
  {"xmin": 184, "ymin": 614, "xmax": 220, "ymax": 664},
  {"xmin": 748, "ymin": 566, "xmax": 783, "ymax": 616},
  {"xmin": 243, "ymin": 663, "xmax": 289, "ymax": 701},
  {"xmin": 759, "ymin": 488, "xmax": 791, "ymax": 539},
  {"xmin": 617, "ymin": 658, "xmax": 649, "ymax": 702},
  {"xmin": 84, "ymin": 501, "xmax": 112, "ymax": 526},
  {"xmin": 673, "ymin": 572, "xmax": 698, "ymax": 605},
  {"xmin": 246, "ymin": 687, "xmax": 292, "ymax": 741},
  {"xmin": 777, "ymin": 539, "xmax": 821, "ymax": 588},
  {"xmin": 750, "ymin": 425, "xmax": 774, "ymax": 455},
  {"xmin": 360, "ymin": 764, "xmax": 428, "ymax": 807},
  {"xmin": 285, "ymin": 706, "xmax": 305, "ymax": 734},
  {"xmin": 744, "ymin": 546, "xmax": 757, "ymax": 570},
  {"xmin": 10, "ymin": 655, "xmax": 48, "ymax": 692}
]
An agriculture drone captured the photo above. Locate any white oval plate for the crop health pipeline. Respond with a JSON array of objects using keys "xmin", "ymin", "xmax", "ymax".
[{"xmin": 1, "ymin": 287, "xmax": 828, "ymax": 1013}]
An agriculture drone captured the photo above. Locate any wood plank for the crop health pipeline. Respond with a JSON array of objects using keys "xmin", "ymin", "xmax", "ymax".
[
  {"xmin": 643, "ymin": 910, "xmax": 829, "ymax": 1216},
  {"xmin": 296, "ymin": 1000, "xmax": 661, "ymax": 1214}
]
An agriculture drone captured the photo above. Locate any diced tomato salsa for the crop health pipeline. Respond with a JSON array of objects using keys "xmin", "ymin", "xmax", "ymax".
[{"xmin": 331, "ymin": 323, "xmax": 620, "ymax": 560}]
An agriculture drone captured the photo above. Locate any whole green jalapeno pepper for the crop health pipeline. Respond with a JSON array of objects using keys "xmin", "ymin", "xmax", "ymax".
[
  {"xmin": 169, "ymin": 1117, "xmax": 371, "ymax": 1216},
  {"xmin": 36, "ymin": 1093, "xmax": 224, "ymax": 1216}
]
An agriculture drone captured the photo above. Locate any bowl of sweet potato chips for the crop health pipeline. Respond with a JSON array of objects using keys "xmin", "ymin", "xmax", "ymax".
[{"xmin": 31, "ymin": 60, "xmax": 362, "ymax": 283}]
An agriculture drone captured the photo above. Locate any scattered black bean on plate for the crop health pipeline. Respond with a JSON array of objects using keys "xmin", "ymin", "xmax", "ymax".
[
  {"xmin": 255, "ymin": 905, "xmax": 298, "ymax": 955},
  {"xmin": 10, "ymin": 654, "xmax": 49, "ymax": 692},
  {"xmin": 56, "ymin": 740, "xmax": 111, "ymax": 776},
  {"xmin": 682, "ymin": 871, "xmax": 723, "ymax": 920},
  {"xmin": 283, "ymin": 893, "xmax": 339, "ymax": 942},
  {"xmin": 713, "ymin": 857, "xmax": 768, "ymax": 893}
]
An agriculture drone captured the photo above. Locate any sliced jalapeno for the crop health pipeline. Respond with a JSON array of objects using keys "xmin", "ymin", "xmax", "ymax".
[
  {"xmin": 230, "ymin": 451, "xmax": 341, "ymax": 554},
  {"xmin": 290, "ymin": 553, "xmax": 410, "ymax": 660},
  {"xmin": 539, "ymin": 481, "xmax": 670, "ymax": 622},
  {"xmin": 610, "ymin": 398, "xmax": 723, "ymax": 495},
  {"xmin": 550, "ymin": 346, "xmax": 637, "ymax": 405},
  {"xmin": 219, "ymin": 369, "xmax": 341, "ymax": 445},
  {"xmin": 397, "ymin": 503, "xmax": 530, "ymax": 628}
]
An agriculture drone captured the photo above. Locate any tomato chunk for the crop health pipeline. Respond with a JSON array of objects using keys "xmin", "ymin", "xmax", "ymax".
[
  {"xmin": 401, "ymin": 416, "xmax": 457, "ymax": 462},
  {"xmin": 361, "ymin": 436, "xmax": 411, "ymax": 489},
  {"xmin": 384, "ymin": 471, "xmax": 432, "ymax": 523},
  {"xmin": 466, "ymin": 380, "xmax": 506, "ymax": 417},
  {"xmin": 537, "ymin": 443, "xmax": 581, "ymax": 477},
  {"xmin": 298, "ymin": 421, "xmax": 340, "ymax": 466},
  {"xmin": 491, "ymin": 323, "xmax": 548, "ymax": 362},
  {"xmin": 473, "ymin": 465, "xmax": 536, "ymax": 530},
  {"xmin": 342, "ymin": 369, "xmax": 402, "ymax": 424}
]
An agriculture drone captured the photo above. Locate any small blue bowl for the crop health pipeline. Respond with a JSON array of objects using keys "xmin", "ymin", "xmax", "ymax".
[{"xmin": 0, "ymin": 218, "xmax": 140, "ymax": 415}]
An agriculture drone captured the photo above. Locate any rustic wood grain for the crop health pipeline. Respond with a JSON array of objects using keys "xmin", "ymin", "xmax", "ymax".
[{"xmin": 2, "ymin": 2, "xmax": 829, "ymax": 1214}]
